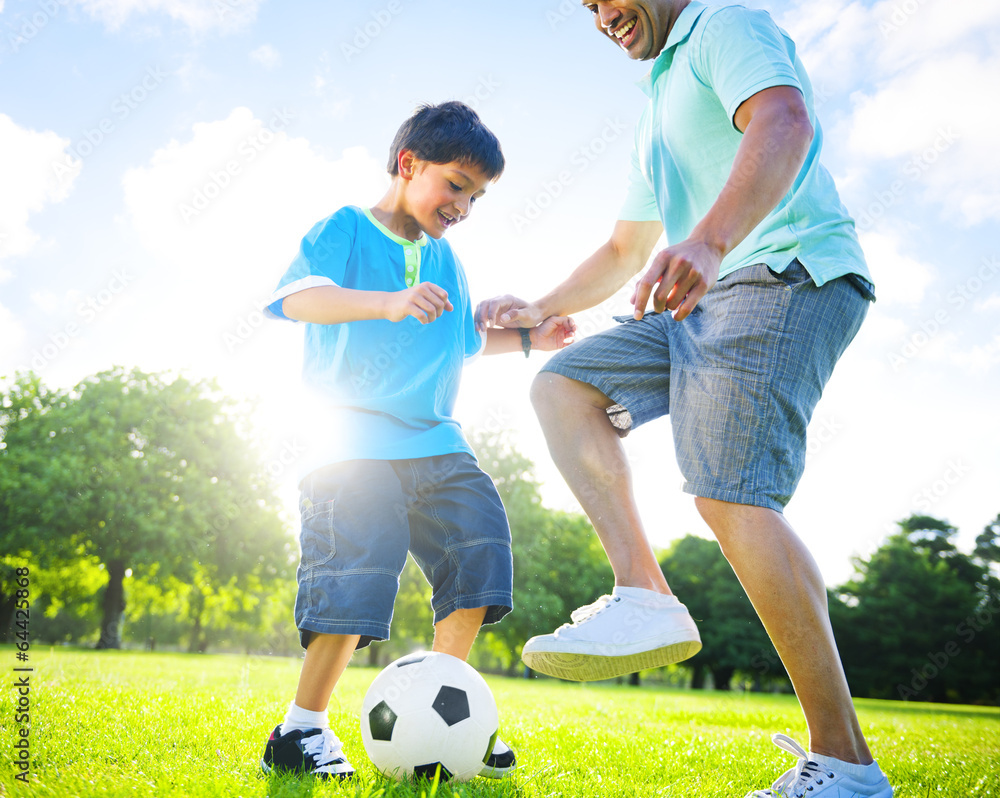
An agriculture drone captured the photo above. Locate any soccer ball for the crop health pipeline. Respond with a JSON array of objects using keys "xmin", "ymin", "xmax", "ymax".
[{"xmin": 360, "ymin": 651, "xmax": 499, "ymax": 782}]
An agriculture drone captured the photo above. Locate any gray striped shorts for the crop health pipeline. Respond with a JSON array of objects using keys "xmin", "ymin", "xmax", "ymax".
[{"xmin": 540, "ymin": 260, "xmax": 872, "ymax": 511}]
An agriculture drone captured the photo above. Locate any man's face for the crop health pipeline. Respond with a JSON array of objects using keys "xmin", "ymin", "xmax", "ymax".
[{"xmin": 582, "ymin": 0, "xmax": 679, "ymax": 61}]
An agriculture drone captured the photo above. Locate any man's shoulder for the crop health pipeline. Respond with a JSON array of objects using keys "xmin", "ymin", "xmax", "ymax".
[{"xmin": 689, "ymin": 2, "xmax": 781, "ymax": 46}]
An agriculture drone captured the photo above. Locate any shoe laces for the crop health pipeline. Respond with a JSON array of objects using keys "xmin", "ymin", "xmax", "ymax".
[
  {"xmin": 748, "ymin": 734, "xmax": 837, "ymax": 797},
  {"xmin": 559, "ymin": 595, "xmax": 618, "ymax": 629},
  {"xmin": 302, "ymin": 728, "xmax": 347, "ymax": 767}
]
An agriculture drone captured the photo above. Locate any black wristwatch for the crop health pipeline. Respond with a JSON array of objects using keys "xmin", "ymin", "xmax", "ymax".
[{"xmin": 519, "ymin": 328, "xmax": 531, "ymax": 358}]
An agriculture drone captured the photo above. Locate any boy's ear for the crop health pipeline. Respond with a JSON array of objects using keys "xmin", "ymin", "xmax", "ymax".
[{"xmin": 397, "ymin": 149, "xmax": 419, "ymax": 181}]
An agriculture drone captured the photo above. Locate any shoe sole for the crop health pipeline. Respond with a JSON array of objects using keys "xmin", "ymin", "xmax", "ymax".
[
  {"xmin": 260, "ymin": 757, "xmax": 355, "ymax": 780},
  {"xmin": 479, "ymin": 764, "xmax": 516, "ymax": 779},
  {"xmin": 523, "ymin": 639, "xmax": 702, "ymax": 681}
]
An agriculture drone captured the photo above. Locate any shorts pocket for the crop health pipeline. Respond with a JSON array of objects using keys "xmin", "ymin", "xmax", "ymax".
[
  {"xmin": 765, "ymin": 259, "xmax": 814, "ymax": 290},
  {"xmin": 300, "ymin": 499, "xmax": 337, "ymax": 571}
]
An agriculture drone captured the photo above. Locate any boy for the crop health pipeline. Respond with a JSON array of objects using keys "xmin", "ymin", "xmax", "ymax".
[{"xmin": 259, "ymin": 101, "xmax": 575, "ymax": 780}]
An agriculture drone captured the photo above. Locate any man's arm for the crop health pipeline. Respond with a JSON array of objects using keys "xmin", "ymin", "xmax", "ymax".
[
  {"xmin": 282, "ymin": 283, "xmax": 453, "ymax": 325},
  {"xmin": 476, "ymin": 218, "xmax": 663, "ymax": 329},
  {"xmin": 632, "ymin": 85, "xmax": 814, "ymax": 321}
]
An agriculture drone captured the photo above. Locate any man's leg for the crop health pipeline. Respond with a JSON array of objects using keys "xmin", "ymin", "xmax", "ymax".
[
  {"xmin": 530, "ymin": 372, "xmax": 668, "ymax": 593},
  {"xmin": 695, "ymin": 496, "xmax": 873, "ymax": 765},
  {"xmin": 521, "ymin": 372, "xmax": 700, "ymax": 681}
]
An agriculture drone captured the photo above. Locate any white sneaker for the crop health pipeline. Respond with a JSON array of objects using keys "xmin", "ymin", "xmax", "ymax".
[
  {"xmin": 521, "ymin": 587, "xmax": 701, "ymax": 681},
  {"xmin": 745, "ymin": 734, "xmax": 893, "ymax": 797}
]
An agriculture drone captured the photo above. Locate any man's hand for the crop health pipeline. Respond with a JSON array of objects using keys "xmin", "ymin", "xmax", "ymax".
[
  {"xmin": 385, "ymin": 282, "xmax": 453, "ymax": 323},
  {"xmin": 474, "ymin": 295, "xmax": 545, "ymax": 332},
  {"xmin": 631, "ymin": 239, "xmax": 722, "ymax": 322},
  {"xmin": 530, "ymin": 315, "xmax": 577, "ymax": 352}
]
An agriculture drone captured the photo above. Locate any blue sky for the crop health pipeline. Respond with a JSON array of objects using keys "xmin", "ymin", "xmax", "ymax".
[{"xmin": 1, "ymin": 0, "xmax": 998, "ymax": 586}]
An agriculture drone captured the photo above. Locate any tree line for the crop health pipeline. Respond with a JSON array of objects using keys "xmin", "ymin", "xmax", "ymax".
[{"xmin": 1, "ymin": 369, "xmax": 997, "ymax": 704}]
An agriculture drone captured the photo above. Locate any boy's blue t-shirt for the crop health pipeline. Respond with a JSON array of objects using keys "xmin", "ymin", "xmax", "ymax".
[
  {"xmin": 266, "ymin": 206, "xmax": 485, "ymax": 477},
  {"xmin": 618, "ymin": 2, "xmax": 871, "ymax": 287}
]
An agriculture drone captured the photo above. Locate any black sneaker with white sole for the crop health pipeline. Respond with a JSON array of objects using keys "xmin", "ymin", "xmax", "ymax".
[{"xmin": 260, "ymin": 724, "xmax": 355, "ymax": 780}]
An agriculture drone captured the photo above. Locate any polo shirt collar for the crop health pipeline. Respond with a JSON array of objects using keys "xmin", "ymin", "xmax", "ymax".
[
  {"xmin": 364, "ymin": 207, "xmax": 427, "ymax": 288},
  {"xmin": 636, "ymin": 1, "xmax": 709, "ymax": 96}
]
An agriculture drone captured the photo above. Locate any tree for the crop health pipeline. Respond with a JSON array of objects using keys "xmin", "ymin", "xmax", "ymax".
[
  {"xmin": 1, "ymin": 368, "xmax": 295, "ymax": 649},
  {"xmin": 831, "ymin": 514, "xmax": 997, "ymax": 703},
  {"xmin": 1, "ymin": 374, "xmax": 83, "ymax": 639},
  {"xmin": 659, "ymin": 535, "xmax": 782, "ymax": 690}
]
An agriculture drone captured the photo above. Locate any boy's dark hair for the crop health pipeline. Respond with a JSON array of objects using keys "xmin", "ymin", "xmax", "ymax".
[{"xmin": 387, "ymin": 101, "xmax": 505, "ymax": 181}]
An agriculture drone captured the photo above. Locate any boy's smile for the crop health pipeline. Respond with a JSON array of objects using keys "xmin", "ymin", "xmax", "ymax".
[{"xmin": 410, "ymin": 159, "xmax": 491, "ymax": 239}]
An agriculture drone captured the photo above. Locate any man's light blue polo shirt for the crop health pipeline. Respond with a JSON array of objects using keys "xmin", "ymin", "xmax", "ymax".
[
  {"xmin": 266, "ymin": 206, "xmax": 485, "ymax": 478},
  {"xmin": 619, "ymin": 2, "xmax": 871, "ymax": 286}
]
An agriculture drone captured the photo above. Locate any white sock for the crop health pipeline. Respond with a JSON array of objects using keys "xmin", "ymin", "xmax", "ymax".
[
  {"xmin": 281, "ymin": 701, "xmax": 329, "ymax": 735},
  {"xmin": 809, "ymin": 752, "xmax": 885, "ymax": 784},
  {"xmin": 612, "ymin": 586, "xmax": 680, "ymax": 605}
]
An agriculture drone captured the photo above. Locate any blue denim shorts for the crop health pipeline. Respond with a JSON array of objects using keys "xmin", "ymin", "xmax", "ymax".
[
  {"xmin": 540, "ymin": 261, "xmax": 872, "ymax": 511},
  {"xmin": 294, "ymin": 452, "xmax": 513, "ymax": 649}
]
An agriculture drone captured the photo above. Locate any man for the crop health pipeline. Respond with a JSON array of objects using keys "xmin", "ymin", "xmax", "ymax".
[{"xmin": 477, "ymin": 1, "xmax": 893, "ymax": 796}]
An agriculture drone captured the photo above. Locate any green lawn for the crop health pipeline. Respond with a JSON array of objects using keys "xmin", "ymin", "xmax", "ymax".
[{"xmin": 1, "ymin": 648, "xmax": 997, "ymax": 797}]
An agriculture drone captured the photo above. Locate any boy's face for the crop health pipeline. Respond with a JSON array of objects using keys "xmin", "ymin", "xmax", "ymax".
[{"xmin": 400, "ymin": 153, "xmax": 491, "ymax": 239}]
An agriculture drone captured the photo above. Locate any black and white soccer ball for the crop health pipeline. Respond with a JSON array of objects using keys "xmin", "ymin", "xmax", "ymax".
[{"xmin": 360, "ymin": 651, "xmax": 499, "ymax": 782}]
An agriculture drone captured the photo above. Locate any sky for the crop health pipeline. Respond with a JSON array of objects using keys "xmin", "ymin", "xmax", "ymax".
[{"xmin": 1, "ymin": 0, "xmax": 998, "ymax": 588}]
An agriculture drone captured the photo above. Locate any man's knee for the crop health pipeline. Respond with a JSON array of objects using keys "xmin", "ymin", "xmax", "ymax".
[
  {"xmin": 694, "ymin": 496, "xmax": 782, "ymax": 543},
  {"xmin": 530, "ymin": 372, "xmax": 610, "ymax": 416},
  {"xmin": 694, "ymin": 495, "xmax": 733, "ymax": 528},
  {"xmin": 529, "ymin": 371, "xmax": 562, "ymax": 416}
]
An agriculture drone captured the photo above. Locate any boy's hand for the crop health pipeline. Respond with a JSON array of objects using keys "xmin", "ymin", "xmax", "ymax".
[
  {"xmin": 386, "ymin": 282, "xmax": 453, "ymax": 324},
  {"xmin": 475, "ymin": 295, "xmax": 543, "ymax": 332},
  {"xmin": 530, "ymin": 316, "xmax": 576, "ymax": 352}
]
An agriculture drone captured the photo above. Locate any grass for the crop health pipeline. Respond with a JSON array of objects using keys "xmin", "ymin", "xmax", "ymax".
[{"xmin": 1, "ymin": 648, "xmax": 998, "ymax": 797}]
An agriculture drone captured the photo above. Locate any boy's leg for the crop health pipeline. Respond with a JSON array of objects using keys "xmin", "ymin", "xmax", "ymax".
[
  {"xmin": 432, "ymin": 606, "xmax": 488, "ymax": 661},
  {"xmin": 262, "ymin": 632, "xmax": 360, "ymax": 779},
  {"xmin": 264, "ymin": 460, "xmax": 410, "ymax": 779},
  {"xmin": 400, "ymin": 454, "xmax": 516, "ymax": 778},
  {"xmin": 294, "ymin": 633, "xmax": 361, "ymax": 711}
]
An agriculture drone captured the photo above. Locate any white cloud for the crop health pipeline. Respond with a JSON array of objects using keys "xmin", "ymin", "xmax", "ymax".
[
  {"xmin": 250, "ymin": 43, "xmax": 280, "ymax": 69},
  {"xmin": 0, "ymin": 114, "xmax": 82, "ymax": 261},
  {"xmin": 871, "ymin": 0, "xmax": 1000, "ymax": 76},
  {"xmin": 848, "ymin": 53, "xmax": 1000, "ymax": 226},
  {"xmin": 0, "ymin": 303, "xmax": 26, "ymax": 368},
  {"xmin": 75, "ymin": 0, "xmax": 261, "ymax": 34},
  {"xmin": 974, "ymin": 293, "xmax": 1000, "ymax": 313},
  {"xmin": 777, "ymin": 0, "xmax": 877, "ymax": 96},
  {"xmin": 118, "ymin": 106, "xmax": 388, "ymax": 392},
  {"xmin": 858, "ymin": 231, "xmax": 934, "ymax": 306},
  {"xmin": 779, "ymin": 0, "xmax": 1000, "ymax": 228},
  {"xmin": 949, "ymin": 332, "xmax": 1000, "ymax": 376}
]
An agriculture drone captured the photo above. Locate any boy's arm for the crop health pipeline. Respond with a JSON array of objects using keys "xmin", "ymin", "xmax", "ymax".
[
  {"xmin": 283, "ymin": 283, "xmax": 453, "ymax": 325},
  {"xmin": 475, "ymin": 219, "xmax": 664, "ymax": 329},
  {"xmin": 481, "ymin": 316, "xmax": 576, "ymax": 356}
]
